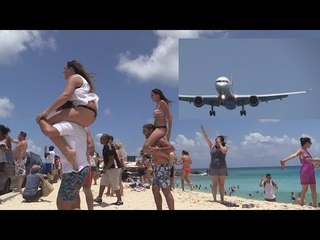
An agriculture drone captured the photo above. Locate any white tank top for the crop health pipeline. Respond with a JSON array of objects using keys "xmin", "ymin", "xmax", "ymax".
[
  {"xmin": 69, "ymin": 75, "xmax": 99, "ymax": 108},
  {"xmin": 264, "ymin": 181, "xmax": 276, "ymax": 200}
]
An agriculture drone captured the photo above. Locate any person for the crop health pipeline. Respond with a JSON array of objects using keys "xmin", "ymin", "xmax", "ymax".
[
  {"xmin": 44, "ymin": 146, "xmax": 55, "ymax": 176},
  {"xmin": 259, "ymin": 173, "xmax": 278, "ymax": 202},
  {"xmin": 92, "ymin": 152, "xmax": 100, "ymax": 185},
  {"xmin": 95, "ymin": 134, "xmax": 123, "ymax": 205},
  {"xmin": 143, "ymin": 123, "xmax": 175, "ymax": 210},
  {"xmin": 36, "ymin": 60, "xmax": 99, "ymax": 172},
  {"xmin": 200, "ymin": 124, "xmax": 228, "ymax": 203},
  {"xmin": 115, "ymin": 143, "xmax": 125, "ymax": 196},
  {"xmin": 22, "ymin": 165, "xmax": 43, "ymax": 202},
  {"xmin": 0, "ymin": 125, "xmax": 11, "ymax": 176},
  {"xmin": 11, "ymin": 131, "xmax": 28, "ymax": 193},
  {"xmin": 38, "ymin": 119, "xmax": 89, "ymax": 210},
  {"xmin": 144, "ymin": 154, "xmax": 153, "ymax": 185},
  {"xmin": 54, "ymin": 156, "xmax": 62, "ymax": 180},
  {"xmin": 136, "ymin": 157, "xmax": 146, "ymax": 183},
  {"xmin": 280, "ymin": 137, "xmax": 318, "ymax": 208},
  {"xmin": 291, "ymin": 192, "xmax": 306, "ymax": 205},
  {"xmin": 0, "ymin": 124, "xmax": 11, "ymax": 150},
  {"xmin": 107, "ymin": 143, "xmax": 125, "ymax": 196},
  {"xmin": 0, "ymin": 143, "xmax": 6, "ymax": 177},
  {"xmin": 169, "ymin": 152, "xmax": 176, "ymax": 191},
  {"xmin": 143, "ymin": 89, "xmax": 172, "ymax": 156},
  {"xmin": 177, "ymin": 150, "xmax": 193, "ymax": 191},
  {"xmin": 82, "ymin": 127, "xmax": 95, "ymax": 210}
]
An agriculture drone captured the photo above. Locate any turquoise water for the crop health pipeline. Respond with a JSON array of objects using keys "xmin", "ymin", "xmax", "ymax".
[{"xmin": 175, "ymin": 166, "xmax": 320, "ymax": 204}]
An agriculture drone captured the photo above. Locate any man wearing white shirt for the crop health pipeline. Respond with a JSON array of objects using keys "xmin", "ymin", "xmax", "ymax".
[{"xmin": 38, "ymin": 119, "xmax": 89, "ymax": 210}]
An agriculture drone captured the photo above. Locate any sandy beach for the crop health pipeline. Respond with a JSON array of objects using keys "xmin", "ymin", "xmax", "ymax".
[{"xmin": 0, "ymin": 178, "xmax": 318, "ymax": 210}]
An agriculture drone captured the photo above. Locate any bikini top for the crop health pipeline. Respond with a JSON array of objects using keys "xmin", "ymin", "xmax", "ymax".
[{"xmin": 153, "ymin": 108, "xmax": 165, "ymax": 117}]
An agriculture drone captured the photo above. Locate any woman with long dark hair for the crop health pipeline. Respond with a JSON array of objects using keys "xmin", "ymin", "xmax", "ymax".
[
  {"xmin": 281, "ymin": 137, "xmax": 318, "ymax": 207},
  {"xmin": 200, "ymin": 124, "xmax": 228, "ymax": 203},
  {"xmin": 36, "ymin": 60, "xmax": 99, "ymax": 171},
  {"xmin": 143, "ymin": 88, "xmax": 172, "ymax": 155}
]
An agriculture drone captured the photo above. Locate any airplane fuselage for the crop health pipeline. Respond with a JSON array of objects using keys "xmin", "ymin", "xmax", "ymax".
[{"xmin": 215, "ymin": 76, "xmax": 236, "ymax": 109}]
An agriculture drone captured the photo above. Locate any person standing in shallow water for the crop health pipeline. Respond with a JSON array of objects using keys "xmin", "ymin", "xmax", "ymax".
[
  {"xmin": 36, "ymin": 60, "xmax": 99, "ymax": 171},
  {"xmin": 281, "ymin": 137, "xmax": 319, "ymax": 208},
  {"xmin": 200, "ymin": 124, "xmax": 228, "ymax": 203},
  {"xmin": 259, "ymin": 173, "xmax": 278, "ymax": 202}
]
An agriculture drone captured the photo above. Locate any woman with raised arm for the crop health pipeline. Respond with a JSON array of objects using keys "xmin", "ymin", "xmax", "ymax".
[
  {"xmin": 200, "ymin": 124, "xmax": 228, "ymax": 203},
  {"xmin": 281, "ymin": 137, "xmax": 318, "ymax": 208},
  {"xmin": 143, "ymin": 88, "xmax": 172, "ymax": 154},
  {"xmin": 36, "ymin": 60, "xmax": 99, "ymax": 171}
]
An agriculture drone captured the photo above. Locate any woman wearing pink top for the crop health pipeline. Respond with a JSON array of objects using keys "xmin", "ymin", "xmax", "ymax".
[{"xmin": 281, "ymin": 137, "xmax": 319, "ymax": 208}]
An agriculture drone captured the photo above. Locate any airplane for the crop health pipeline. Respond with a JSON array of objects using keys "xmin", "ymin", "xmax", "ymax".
[{"xmin": 179, "ymin": 76, "xmax": 309, "ymax": 116}]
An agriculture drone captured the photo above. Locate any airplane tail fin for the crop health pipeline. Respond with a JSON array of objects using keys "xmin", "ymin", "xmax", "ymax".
[{"xmin": 230, "ymin": 71, "xmax": 234, "ymax": 85}]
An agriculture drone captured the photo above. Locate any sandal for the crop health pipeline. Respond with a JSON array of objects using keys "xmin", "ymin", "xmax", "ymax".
[{"xmin": 114, "ymin": 200, "xmax": 124, "ymax": 205}]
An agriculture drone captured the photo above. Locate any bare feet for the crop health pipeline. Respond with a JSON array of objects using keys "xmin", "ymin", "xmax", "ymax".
[
  {"xmin": 65, "ymin": 149, "xmax": 78, "ymax": 171},
  {"xmin": 280, "ymin": 160, "xmax": 285, "ymax": 170}
]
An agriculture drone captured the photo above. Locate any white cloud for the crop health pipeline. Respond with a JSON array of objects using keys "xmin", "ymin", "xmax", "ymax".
[
  {"xmin": 0, "ymin": 97, "xmax": 14, "ymax": 118},
  {"xmin": 104, "ymin": 108, "xmax": 111, "ymax": 117},
  {"xmin": 0, "ymin": 30, "xmax": 57, "ymax": 65},
  {"xmin": 27, "ymin": 139, "xmax": 42, "ymax": 156},
  {"xmin": 96, "ymin": 133, "xmax": 103, "ymax": 139},
  {"xmin": 116, "ymin": 30, "xmax": 229, "ymax": 87},
  {"xmin": 172, "ymin": 132, "xmax": 209, "ymax": 161},
  {"xmin": 171, "ymin": 131, "xmax": 320, "ymax": 167},
  {"xmin": 258, "ymin": 119, "xmax": 280, "ymax": 123}
]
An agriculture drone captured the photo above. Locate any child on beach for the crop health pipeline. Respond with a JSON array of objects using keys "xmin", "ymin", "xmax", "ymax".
[{"xmin": 36, "ymin": 60, "xmax": 99, "ymax": 171}]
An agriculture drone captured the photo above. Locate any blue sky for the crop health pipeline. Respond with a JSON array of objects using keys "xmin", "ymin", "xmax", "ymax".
[{"xmin": 1, "ymin": 30, "xmax": 320, "ymax": 169}]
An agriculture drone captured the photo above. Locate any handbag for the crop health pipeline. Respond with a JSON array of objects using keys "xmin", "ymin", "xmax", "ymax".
[{"xmin": 40, "ymin": 175, "xmax": 54, "ymax": 197}]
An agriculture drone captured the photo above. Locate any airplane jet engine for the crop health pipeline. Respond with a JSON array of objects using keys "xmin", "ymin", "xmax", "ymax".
[
  {"xmin": 194, "ymin": 96, "xmax": 205, "ymax": 107},
  {"xmin": 249, "ymin": 95, "xmax": 259, "ymax": 107}
]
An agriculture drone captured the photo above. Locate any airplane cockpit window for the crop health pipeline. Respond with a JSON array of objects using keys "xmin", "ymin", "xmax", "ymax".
[{"xmin": 216, "ymin": 80, "xmax": 229, "ymax": 83}]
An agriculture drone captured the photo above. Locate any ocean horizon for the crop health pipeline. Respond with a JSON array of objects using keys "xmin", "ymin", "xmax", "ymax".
[{"xmin": 174, "ymin": 165, "xmax": 320, "ymax": 204}]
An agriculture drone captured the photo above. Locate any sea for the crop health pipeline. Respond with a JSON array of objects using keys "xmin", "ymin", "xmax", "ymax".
[{"xmin": 174, "ymin": 166, "xmax": 320, "ymax": 204}]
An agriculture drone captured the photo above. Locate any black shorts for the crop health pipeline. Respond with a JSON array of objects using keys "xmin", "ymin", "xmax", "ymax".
[
  {"xmin": 170, "ymin": 166, "xmax": 174, "ymax": 178},
  {"xmin": 138, "ymin": 168, "xmax": 145, "ymax": 176}
]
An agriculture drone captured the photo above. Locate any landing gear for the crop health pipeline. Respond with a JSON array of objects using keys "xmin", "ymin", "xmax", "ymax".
[
  {"xmin": 240, "ymin": 105, "xmax": 246, "ymax": 116},
  {"xmin": 209, "ymin": 106, "xmax": 216, "ymax": 116}
]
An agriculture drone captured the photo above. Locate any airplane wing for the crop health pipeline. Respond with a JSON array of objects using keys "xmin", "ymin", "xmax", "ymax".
[
  {"xmin": 235, "ymin": 90, "xmax": 308, "ymax": 106},
  {"xmin": 179, "ymin": 95, "xmax": 221, "ymax": 106}
]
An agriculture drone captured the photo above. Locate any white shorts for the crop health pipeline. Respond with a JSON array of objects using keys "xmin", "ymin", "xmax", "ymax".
[{"xmin": 100, "ymin": 168, "xmax": 121, "ymax": 190}]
